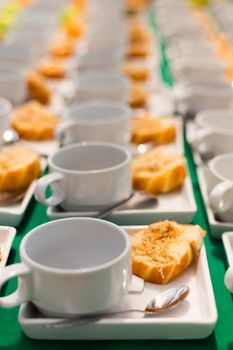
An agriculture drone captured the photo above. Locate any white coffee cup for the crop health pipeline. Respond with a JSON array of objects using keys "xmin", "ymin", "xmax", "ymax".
[
  {"xmin": 192, "ymin": 109, "xmax": 233, "ymax": 156},
  {"xmin": 74, "ymin": 73, "xmax": 130, "ymax": 103},
  {"xmin": 76, "ymin": 51, "xmax": 123, "ymax": 73},
  {"xmin": 35, "ymin": 142, "xmax": 132, "ymax": 211},
  {"xmin": 0, "ymin": 44, "xmax": 38, "ymax": 66},
  {"xmin": 0, "ymin": 217, "xmax": 131, "ymax": 317},
  {"xmin": 56, "ymin": 101, "xmax": 131, "ymax": 146},
  {"xmin": 0, "ymin": 63, "xmax": 27, "ymax": 104},
  {"xmin": 172, "ymin": 57, "xmax": 227, "ymax": 81},
  {"xmin": 225, "ymin": 265, "xmax": 233, "ymax": 294},
  {"xmin": 0, "ymin": 97, "xmax": 12, "ymax": 144},
  {"xmin": 208, "ymin": 153, "xmax": 233, "ymax": 222},
  {"xmin": 175, "ymin": 78, "xmax": 233, "ymax": 115}
]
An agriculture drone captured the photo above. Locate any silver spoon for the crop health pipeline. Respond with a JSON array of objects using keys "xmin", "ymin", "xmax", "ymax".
[
  {"xmin": 2, "ymin": 129, "xmax": 19, "ymax": 145},
  {"xmin": 46, "ymin": 285, "xmax": 190, "ymax": 329},
  {"xmin": 96, "ymin": 191, "xmax": 158, "ymax": 219}
]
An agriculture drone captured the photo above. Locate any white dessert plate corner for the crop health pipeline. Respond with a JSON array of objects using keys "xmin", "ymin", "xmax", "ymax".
[
  {"xmin": 0, "ymin": 226, "xmax": 16, "ymax": 269},
  {"xmin": 197, "ymin": 166, "xmax": 233, "ymax": 239},
  {"xmin": 222, "ymin": 232, "xmax": 233, "ymax": 267},
  {"xmin": 18, "ymin": 226, "xmax": 217, "ymax": 340},
  {"xmin": 0, "ymin": 181, "xmax": 36, "ymax": 227}
]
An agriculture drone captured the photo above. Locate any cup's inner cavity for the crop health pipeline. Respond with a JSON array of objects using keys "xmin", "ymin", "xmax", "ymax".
[
  {"xmin": 25, "ymin": 220, "xmax": 127, "ymax": 270},
  {"xmin": 52, "ymin": 144, "xmax": 128, "ymax": 171},
  {"xmin": 69, "ymin": 104, "xmax": 128, "ymax": 124},
  {"xmin": 200, "ymin": 115, "xmax": 233, "ymax": 131},
  {"xmin": 77, "ymin": 75, "xmax": 128, "ymax": 92}
]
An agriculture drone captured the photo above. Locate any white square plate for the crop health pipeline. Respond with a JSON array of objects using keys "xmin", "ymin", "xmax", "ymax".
[
  {"xmin": 18, "ymin": 226, "xmax": 217, "ymax": 340},
  {"xmin": 197, "ymin": 166, "xmax": 233, "ymax": 239},
  {"xmin": 0, "ymin": 226, "xmax": 16, "ymax": 269}
]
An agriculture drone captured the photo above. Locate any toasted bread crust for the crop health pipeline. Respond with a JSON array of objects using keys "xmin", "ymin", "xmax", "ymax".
[
  {"xmin": 132, "ymin": 146, "xmax": 186, "ymax": 194},
  {"xmin": 131, "ymin": 115, "xmax": 176, "ymax": 144},
  {"xmin": 27, "ymin": 71, "xmax": 52, "ymax": 105},
  {"xmin": 131, "ymin": 221, "xmax": 206, "ymax": 284},
  {"xmin": 37, "ymin": 58, "xmax": 66, "ymax": 79},
  {"xmin": 129, "ymin": 83, "xmax": 148, "ymax": 108},
  {"xmin": 123, "ymin": 61, "xmax": 149, "ymax": 81},
  {"xmin": 11, "ymin": 101, "xmax": 59, "ymax": 141},
  {"xmin": 0, "ymin": 146, "xmax": 41, "ymax": 192}
]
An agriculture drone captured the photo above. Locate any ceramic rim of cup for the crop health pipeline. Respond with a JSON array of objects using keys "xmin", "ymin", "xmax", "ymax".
[
  {"xmin": 0, "ymin": 64, "xmax": 27, "ymax": 81},
  {"xmin": 67, "ymin": 100, "xmax": 131, "ymax": 125},
  {"xmin": 75, "ymin": 73, "xmax": 130, "ymax": 93},
  {"xmin": 20, "ymin": 217, "xmax": 131, "ymax": 274},
  {"xmin": 209, "ymin": 153, "xmax": 233, "ymax": 183},
  {"xmin": 48, "ymin": 141, "xmax": 131, "ymax": 175},
  {"xmin": 196, "ymin": 109, "xmax": 233, "ymax": 136}
]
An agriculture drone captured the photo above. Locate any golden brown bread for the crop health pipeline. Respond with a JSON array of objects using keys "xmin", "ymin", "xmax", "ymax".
[
  {"xmin": 0, "ymin": 145, "xmax": 41, "ymax": 192},
  {"xmin": 11, "ymin": 101, "xmax": 59, "ymax": 141},
  {"xmin": 131, "ymin": 114, "xmax": 176, "ymax": 144},
  {"xmin": 127, "ymin": 42, "xmax": 150, "ymax": 58},
  {"xmin": 27, "ymin": 70, "xmax": 52, "ymax": 105},
  {"xmin": 50, "ymin": 36, "xmax": 75, "ymax": 57},
  {"xmin": 128, "ymin": 19, "xmax": 152, "ymax": 44},
  {"xmin": 129, "ymin": 82, "xmax": 148, "ymax": 108},
  {"xmin": 122, "ymin": 60, "xmax": 150, "ymax": 81},
  {"xmin": 36, "ymin": 58, "xmax": 66, "ymax": 79},
  {"xmin": 131, "ymin": 220, "xmax": 206, "ymax": 284},
  {"xmin": 132, "ymin": 146, "xmax": 186, "ymax": 194}
]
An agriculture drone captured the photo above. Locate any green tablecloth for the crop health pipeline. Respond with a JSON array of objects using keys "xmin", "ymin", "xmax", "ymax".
[{"xmin": 0, "ymin": 10, "xmax": 233, "ymax": 350}]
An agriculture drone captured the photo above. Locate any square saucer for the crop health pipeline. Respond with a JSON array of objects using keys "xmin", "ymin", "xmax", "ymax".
[{"xmin": 18, "ymin": 226, "xmax": 217, "ymax": 340}]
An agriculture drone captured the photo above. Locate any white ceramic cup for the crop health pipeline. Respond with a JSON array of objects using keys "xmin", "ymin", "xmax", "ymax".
[
  {"xmin": 74, "ymin": 73, "xmax": 130, "ymax": 103},
  {"xmin": 0, "ymin": 217, "xmax": 131, "ymax": 317},
  {"xmin": 172, "ymin": 57, "xmax": 227, "ymax": 81},
  {"xmin": 0, "ymin": 97, "xmax": 12, "ymax": 144},
  {"xmin": 56, "ymin": 101, "xmax": 131, "ymax": 146},
  {"xmin": 76, "ymin": 51, "xmax": 123, "ymax": 73},
  {"xmin": 35, "ymin": 142, "xmax": 132, "ymax": 211},
  {"xmin": 0, "ymin": 63, "xmax": 27, "ymax": 104},
  {"xmin": 192, "ymin": 109, "xmax": 233, "ymax": 156},
  {"xmin": 176, "ymin": 78, "xmax": 233, "ymax": 115},
  {"xmin": 0, "ymin": 44, "xmax": 38, "ymax": 66},
  {"xmin": 225, "ymin": 265, "xmax": 233, "ymax": 294},
  {"xmin": 208, "ymin": 153, "xmax": 233, "ymax": 222}
]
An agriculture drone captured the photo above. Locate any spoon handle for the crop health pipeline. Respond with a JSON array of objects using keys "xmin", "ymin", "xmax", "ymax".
[
  {"xmin": 95, "ymin": 192, "xmax": 135, "ymax": 219},
  {"xmin": 46, "ymin": 285, "xmax": 190, "ymax": 329},
  {"xmin": 46, "ymin": 309, "xmax": 149, "ymax": 329}
]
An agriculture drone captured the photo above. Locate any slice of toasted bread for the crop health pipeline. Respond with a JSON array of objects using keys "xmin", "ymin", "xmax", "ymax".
[
  {"xmin": 129, "ymin": 82, "xmax": 148, "ymax": 108},
  {"xmin": 122, "ymin": 60, "xmax": 150, "ymax": 81},
  {"xmin": 131, "ymin": 220, "xmax": 206, "ymax": 284},
  {"xmin": 132, "ymin": 146, "xmax": 186, "ymax": 194},
  {"xmin": 0, "ymin": 145, "xmax": 41, "ymax": 192},
  {"xmin": 11, "ymin": 101, "xmax": 59, "ymax": 141},
  {"xmin": 131, "ymin": 114, "xmax": 176, "ymax": 144},
  {"xmin": 27, "ymin": 70, "xmax": 52, "ymax": 105},
  {"xmin": 37, "ymin": 58, "xmax": 66, "ymax": 79}
]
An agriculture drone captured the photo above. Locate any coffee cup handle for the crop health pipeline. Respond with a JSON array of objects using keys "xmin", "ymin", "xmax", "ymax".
[
  {"xmin": 35, "ymin": 172, "xmax": 66, "ymax": 207},
  {"xmin": 191, "ymin": 128, "xmax": 212, "ymax": 152},
  {"xmin": 209, "ymin": 181, "xmax": 233, "ymax": 213},
  {"xmin": 55, "ymin": 120, "xmax": 77, "ymax": 146},
  {"xmin": 225, "ymin": 267, "xmax": 233, "ymax": 293},
  {"xmin": 0, "ymin": 263, "xmax": 30, "ymax": 308}
]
